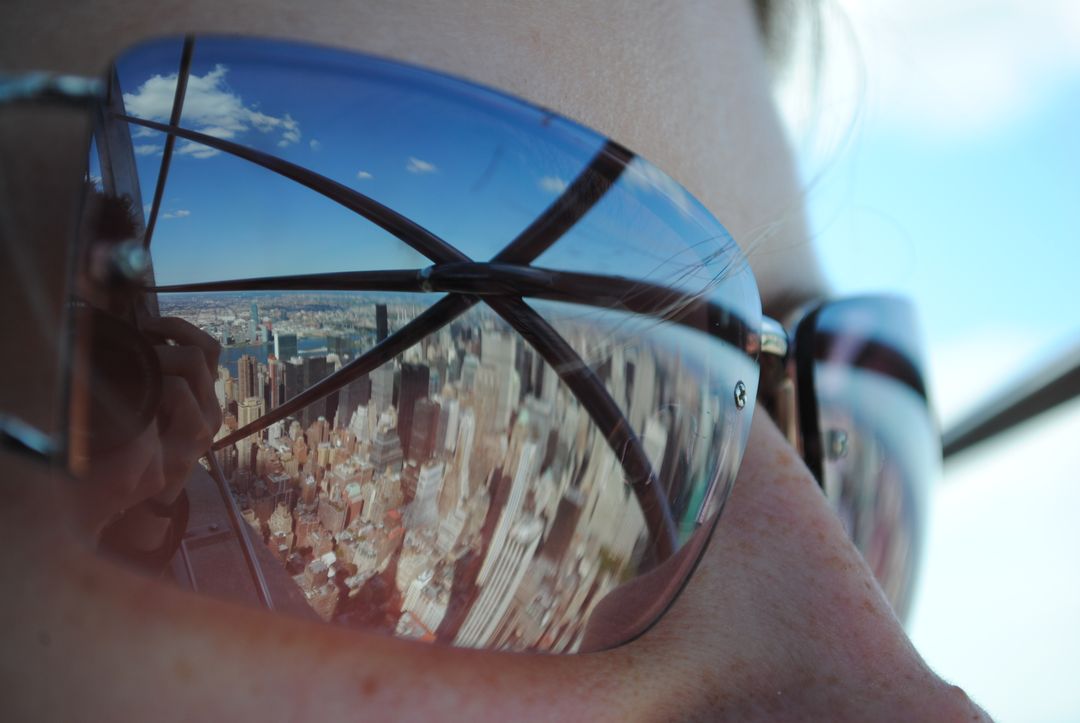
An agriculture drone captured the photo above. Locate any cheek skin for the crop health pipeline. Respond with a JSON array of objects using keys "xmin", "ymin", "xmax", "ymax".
[
  {"xmin": 0, "ymin": 419, "xmax": 988, "ymax": 722},
  {"xmin": 590, "ymin": 413, "xmax": 989, "ymax": 722}
]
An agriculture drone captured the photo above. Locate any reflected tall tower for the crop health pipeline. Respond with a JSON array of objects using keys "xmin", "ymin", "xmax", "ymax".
[
  {"xmin": 267, "ymin": 355, "xmax": 281, "ymax": 409},
  {"xmin": 398, "ymin": 363, "xmax": 430, "ymax": 460},
  {"xmin": 249, "ymin": 302, "xmax": 260, "ymax": 342},
  {"xmin": 376, "ymin": 303, "xmax": 388, "ymax": 342},
  {"xmin": 407, "ymin": 397, "xmax": 440, "ymax": 464},
  {"xmin": 302, "ymin": 356, "xmax": 332, "ymax": 426},
  {"xmin": 477, "ymin": 441, "xmax": 538, "ymax": 586},
  {"xmin": 480, "ymin": 330, "xmax": 517, "ymax": 434},
  {"xmin": 371, "ymin": 364, "xmax": 394, "ymax": 419},
  {"xmin": 336, "ymin": 374, "xmax": 372, "ymax": 429},
  {"xmin": 238, "ymin": 354, "xmax": 257, "ymax": 401}
]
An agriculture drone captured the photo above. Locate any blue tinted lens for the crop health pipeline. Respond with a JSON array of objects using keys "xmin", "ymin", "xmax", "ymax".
[{"xmin": 73, "ymin": 35, "xmax": 763, "ymax": 652}]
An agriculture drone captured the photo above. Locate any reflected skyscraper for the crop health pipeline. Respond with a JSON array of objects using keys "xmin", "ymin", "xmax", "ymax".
[
  {"xmin": 541, "ymin": 488, "xmax": 584, "ymax": 564},
  {"xmin": 336, "ymin": 374, "xmax": 372, "ymax": 430},
  {"xmin": 407, "ymin": 397, "xmax": 440, "ymax": 464},
  {"xmin": 371, "ymin": 364, "xmax": 394, "ymax": 418},
  {"xmin": 267, "ymin": 355, "xmax": 281, "ymax": 409},
  {"xmin": 249, "ymin": 302, "xmax": 260, "ymax": 342},
  {"xmin": 238, "ymin": 354, "xmax": 257, "ymax": 401},
  {"xmin": 460, "ymin": 354, "xmax": 479, "ymax": 392},
  {"xmin": 274, "ymin": 331, "xmax": 299, "ymax": 361},
  {"xmin": 480, "ymin": 331, "xmax": 517, "ymax": 433},
  {"xmin": 376, "ymin": 303, "xmax": 388, "ymax": 342},
  {"xmin": 455, "ymin": 514, "xmax": 544, "ymax": 649},
  {"xmin": 477, "ymin": 441, "xmax": 538, "ymax": 586},
  {"xmin": 398, "ymin": 363, "xmax": 430, "ymax": 460},
  {"xmin": 283, "ymin": 360, "xmax": 302, "ymax": 404},
  {"xmin": 302, "ymin": 356, "xmax": 334, "ymax": 426},
  {"xmin": 371, "ymin": 426, "xmax": 404, "ymax": 475}
]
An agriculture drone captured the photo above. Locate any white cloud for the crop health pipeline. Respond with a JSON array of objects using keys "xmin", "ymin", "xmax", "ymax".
[
  {"xmin": 356, "ymin": 170, "xmax": 373, "ymax": 180},
  {"xmin": 538, "ymin": 176, "xmax": 569, "ymax": 194},
  {"xmin": 134, "ymin": 143, "xmax": 162, "ymax": 156},
  {"xmin": 162, "ymin": 209, "xmax": 191, "ymax": 220},
  {"xmin": 122, "ymin": 64, "xmax": 303, "ymax": 158},
  {"xmin": 405, "ymin": 156, "xmax": 437, "ymax": 174},
  {"xmin": 777, "ymin": 0, "xmax": 1080, "ymax": 145},
  {"xmin": 88, "ymin": 174, "xmax": 103, "ymax": 189},
  {"xmin": 309, "ymin": 139, "xmax": 322, "ymax": 151}
]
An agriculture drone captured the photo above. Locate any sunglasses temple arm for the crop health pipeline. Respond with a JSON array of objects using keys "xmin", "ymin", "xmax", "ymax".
[{"xmin": 943, "ymin": 342, "xmax": 1080, "ymax": 459}]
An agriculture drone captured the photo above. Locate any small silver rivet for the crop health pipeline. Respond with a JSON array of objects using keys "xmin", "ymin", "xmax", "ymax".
[
  {"xmin": 734, "ymin": 381, "xmax": 748, "ymax": 410},
  {"xmin": 826, "ymin": 429, "xmax": 849, "ymax": 460}
]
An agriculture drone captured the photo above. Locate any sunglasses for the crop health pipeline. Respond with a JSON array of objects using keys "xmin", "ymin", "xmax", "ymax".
[{"xmin": 0, "ymin": 35, "xmax": 938, "ymax": 653}]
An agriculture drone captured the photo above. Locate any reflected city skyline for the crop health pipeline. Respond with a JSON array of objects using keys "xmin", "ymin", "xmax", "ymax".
[
  {"xmin": 163, "ymin": 290, "xmax": 737, "ymax": 651},
  {"xmin": 83, "ymin": 36, "xmax": 759, "ymax": 654}
]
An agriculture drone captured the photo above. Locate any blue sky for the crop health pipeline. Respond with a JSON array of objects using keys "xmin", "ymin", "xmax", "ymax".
[{"xmin": 778, "ymin": 2, "xmax": 1080, "ymax": 719}]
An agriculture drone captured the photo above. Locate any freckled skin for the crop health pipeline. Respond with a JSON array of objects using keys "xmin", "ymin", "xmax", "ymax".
[{"xmin": 0, "ymin": 1, "xmax": 990, "ymax": 720}]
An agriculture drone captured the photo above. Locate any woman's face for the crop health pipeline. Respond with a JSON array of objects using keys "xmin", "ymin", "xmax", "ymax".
[{"xmin": 0, "ymin": 1, "xmax": 986, "ymax": 719}]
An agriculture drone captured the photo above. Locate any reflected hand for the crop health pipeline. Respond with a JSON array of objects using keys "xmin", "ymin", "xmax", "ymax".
[
  {"xmin": 81, "ymin": 316, "xmax": 222, "ymax": 559},
  {"xmin": 141, "ymin": 316, "xmax": 223, "ymax": 505}
]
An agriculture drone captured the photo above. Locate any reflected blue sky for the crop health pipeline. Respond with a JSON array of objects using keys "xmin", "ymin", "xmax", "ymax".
[{"xmin": 102, "ymin": 37, "xmax": 751, "ymax": 321}]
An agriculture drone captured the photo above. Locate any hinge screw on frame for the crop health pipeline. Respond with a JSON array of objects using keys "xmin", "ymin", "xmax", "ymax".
[{"xmin": 734, "ymin": 381, "xmax": 747, "ymax": 410}]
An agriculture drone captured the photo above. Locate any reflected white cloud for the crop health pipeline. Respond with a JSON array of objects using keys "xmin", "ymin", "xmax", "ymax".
[
  {"xmin": 123, "ymin": 64, "xmax": 303, "ymax": 157},
  {"xmin": 162, "ymin": 209, "xmax": 191, "ymax": 219},
  {"xmin": 538, "ymin": 176, "xmax": 568, "ymax": 194},
  {"xmin": 406, "ymin": 157, "xmax": 437, "ymax": 174},
  {"xmin": 134, "ymin": 144, "xmax": 162, "ymax": 156},
  {"xmin": 356, "ymin": 170, "xmax": 373, "ymax": 180},
  {"xmin": 175, "ymin": 142, "xmax": 220, "ymax": 159}
]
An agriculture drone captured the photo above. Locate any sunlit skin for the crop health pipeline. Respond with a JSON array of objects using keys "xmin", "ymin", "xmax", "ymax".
[{"xmin": 0, "ymin": 1, "xmax": 988, "ymax": 719}]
